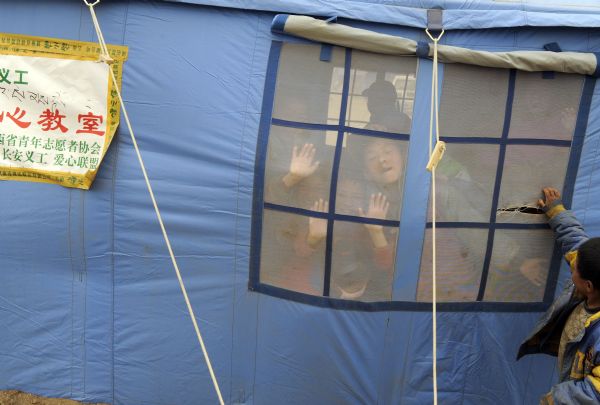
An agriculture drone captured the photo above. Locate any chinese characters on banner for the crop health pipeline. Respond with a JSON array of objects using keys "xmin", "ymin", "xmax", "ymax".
[{"xmin": 0, "ymin": 33, "xmax": 128, "ymax": 189}]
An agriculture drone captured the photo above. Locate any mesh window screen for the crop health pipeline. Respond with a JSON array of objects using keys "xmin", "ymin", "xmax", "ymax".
[
  {"xmin": 336, "ymin": 134, "xmax": 408, "ymax": 219},
  {"xmin": 330, "ymin": 221, "xmax": 397, "ymax": 302},
  {"xmin": 419, "ymin": 63, "xmax": 585, "ymax": 305},
  {"xmin": 484, "ymin": 229, "xmax": 556, "ymax": 302},
  {"xmin": 264, "ymin": 126, "xmax": 337, "ymax": 210},
  {"xmin": 254, "ymin": 40, "xmax": 590, "ymax": 310},
  {"xmin": 272, "ymin": 43, "xmax": 345, "ymax": 125},
  {"xmin": 345, "ymin": 51, "xmax": 416, "ymax": 133},
  {"xmin": 509, "ymin": 72, "xmax": 584, "ymax": 140},
  {"xmin": 260, "ymin": 209, "xmax": 325, "ymax": 296},
  {"xmin": 256, "ymin": 43, "xmax": 415, "ymax": 306},
  {"xmin": 428, "ymin": 144, "xmax": 499, "ymax": 222},
  {"xmin": 497, "ymin": 145, "xmax": 570, "ymax": 217},
  {"xmin": 439, "ymin": 64, "xmax": 508, "ymax": 138},
  {"xmin": 417, "ymin": 228, "xmax": 488, "ymax": 302}
]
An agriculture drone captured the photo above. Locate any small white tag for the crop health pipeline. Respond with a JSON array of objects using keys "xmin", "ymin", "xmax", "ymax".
[{"xmin": 426, "ymin": 141, "xmax": 446, "ymax": 172}]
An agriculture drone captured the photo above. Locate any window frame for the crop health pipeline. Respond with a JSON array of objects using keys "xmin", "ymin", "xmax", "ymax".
[{"xmin": 250, "ymin": 39, "xmax": 596, "ymax": 312}]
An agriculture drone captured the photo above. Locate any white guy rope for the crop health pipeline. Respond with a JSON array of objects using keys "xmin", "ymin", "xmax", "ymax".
[
  {"xmin": 83, "ymin": 2, "xmax": 225, "ymax": 404},
  {"xmin": 425, "ymin": 28, "xmax": 445, "ymax": 405}
]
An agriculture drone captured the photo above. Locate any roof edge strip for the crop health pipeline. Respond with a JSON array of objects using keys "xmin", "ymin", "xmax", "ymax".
[
  {"xmin": 163, "ymin": 0, "xmax": 600, "ymax": 29},
  {"xmin": 272, "ymin": 15, "xmax": 600, "ymax": 76}
]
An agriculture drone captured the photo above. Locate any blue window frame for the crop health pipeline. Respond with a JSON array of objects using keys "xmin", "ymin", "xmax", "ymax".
[
  {"xmin": 250, "ymin": 40, "xmax": 595, "ymax": 312},
  {"xmin": 415, "ymin": 65, "xmax": 595, "ymax": 311}
]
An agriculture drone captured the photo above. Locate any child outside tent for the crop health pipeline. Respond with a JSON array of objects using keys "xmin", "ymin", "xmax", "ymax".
[{"xmin": 519, "ymin": 187, "xmax": 600, "ymax": 405}]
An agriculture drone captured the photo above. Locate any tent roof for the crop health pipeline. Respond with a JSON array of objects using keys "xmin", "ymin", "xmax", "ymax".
[{"xmin": 163, "ymin": 0, "xmax": 600, "ymax": 30}]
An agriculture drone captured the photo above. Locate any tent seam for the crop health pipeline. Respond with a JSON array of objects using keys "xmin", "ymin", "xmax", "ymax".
[
  {"xmin": 374, "ymin": 314, "xmax": 391, "ymax": 404},
  {"xmin": 229, "ymin": 11, "xmax": 263, "ymax": 404},
  {"xmin": 82, "ymin": 192, "xmax": 88, "ymax": 399},
  {"xmin": 396, "ymin": 313, "xmax": 416, "ymax": 401},
  {"xmin": 522, "ymin": 355, "xmax": 533, "ymax": 405},
  {"xmin": 111, "ymin": 3, "xmax": 131, "ymax": 404},
  {"xmin": 68, "ymin": 189, "xmax": 75, "ymax": 399},
  {"xmin": 249, "ymin": 17, "xmax": 265, "ymax": 404},
  {"xmin": 461, "ymin": 318, "xmax": 477, "ymax": 404},
  {"xmin": 109, "ymin": 114, "xmax": 119, "ymax": 404}
]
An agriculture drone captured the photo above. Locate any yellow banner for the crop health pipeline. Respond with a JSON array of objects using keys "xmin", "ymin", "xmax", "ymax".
[{"xmin": 0, "ymin": 32, "xmax": 128, "ymax": 189}]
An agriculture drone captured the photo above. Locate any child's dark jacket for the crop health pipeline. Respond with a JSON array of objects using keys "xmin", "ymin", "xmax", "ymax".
[{"xmin": 518, "ymin": 202, "xmax": 600, "ymax": 404}]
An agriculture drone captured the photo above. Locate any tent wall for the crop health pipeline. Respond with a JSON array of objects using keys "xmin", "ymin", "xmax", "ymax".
[
  {"xmin": 164, "ymin": 0, "xmax": 600, "ymax": 29},
  {"xmin": 0, "ymin": 1, "xmax": 599, "ymax": 404}
]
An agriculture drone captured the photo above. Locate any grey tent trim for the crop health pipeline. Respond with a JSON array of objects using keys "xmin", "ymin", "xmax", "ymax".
[{"xmin": 272, "ymin": 15, "xmax": 599, "ymax": 76}]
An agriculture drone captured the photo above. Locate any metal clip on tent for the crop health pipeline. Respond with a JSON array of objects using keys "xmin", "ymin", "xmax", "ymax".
[{"xmin": 425, "ymin": 19, "xmax": 446, "ymax": 173}]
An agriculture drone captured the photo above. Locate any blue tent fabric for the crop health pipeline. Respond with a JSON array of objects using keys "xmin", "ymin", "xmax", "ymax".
[
  {"xmin": 0, "ymin": 1, "xmax": 600, "ymax": 404},
  {"xmin": 165, "ymin": 0, "xmax": 600, "ymax": 29}
]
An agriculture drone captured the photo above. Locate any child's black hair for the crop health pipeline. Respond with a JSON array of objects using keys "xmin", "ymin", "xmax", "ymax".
[{"xmin": 578, "ymin": 237, "xmax": 600, "ymax": 290}]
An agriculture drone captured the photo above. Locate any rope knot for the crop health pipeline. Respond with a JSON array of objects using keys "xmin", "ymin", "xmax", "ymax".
[{"xmin": 97, "ymin": 53, "xmax": 114, "ymax": 65}]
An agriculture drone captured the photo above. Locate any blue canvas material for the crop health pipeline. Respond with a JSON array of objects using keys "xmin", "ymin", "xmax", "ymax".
[{"xmin": 1, "ymin": 1, "xmax": 600, "ymax": 404}]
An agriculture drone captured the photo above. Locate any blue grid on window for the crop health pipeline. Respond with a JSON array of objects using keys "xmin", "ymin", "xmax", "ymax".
[
  {"xmin": 250, "ymin": 41, "xmax": 413, "ymax": 308},
  {"xmin": 420, "ymin": 69, "xmax": 597, "ymax": 307},
  {"xmin": 250, "ymin": 40, "xmax": 595, "ymax": 312}
]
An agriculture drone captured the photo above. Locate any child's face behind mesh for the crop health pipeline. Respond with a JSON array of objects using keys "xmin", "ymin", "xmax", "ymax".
[{"xmin": 364, "ymin": 139, "xmax": 403, "ymax": 185}]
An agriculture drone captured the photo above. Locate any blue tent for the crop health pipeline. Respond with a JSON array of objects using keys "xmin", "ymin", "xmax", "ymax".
[{"xmin": 2, "ymin": 1, "xmax": 600, "ymax": 404}]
